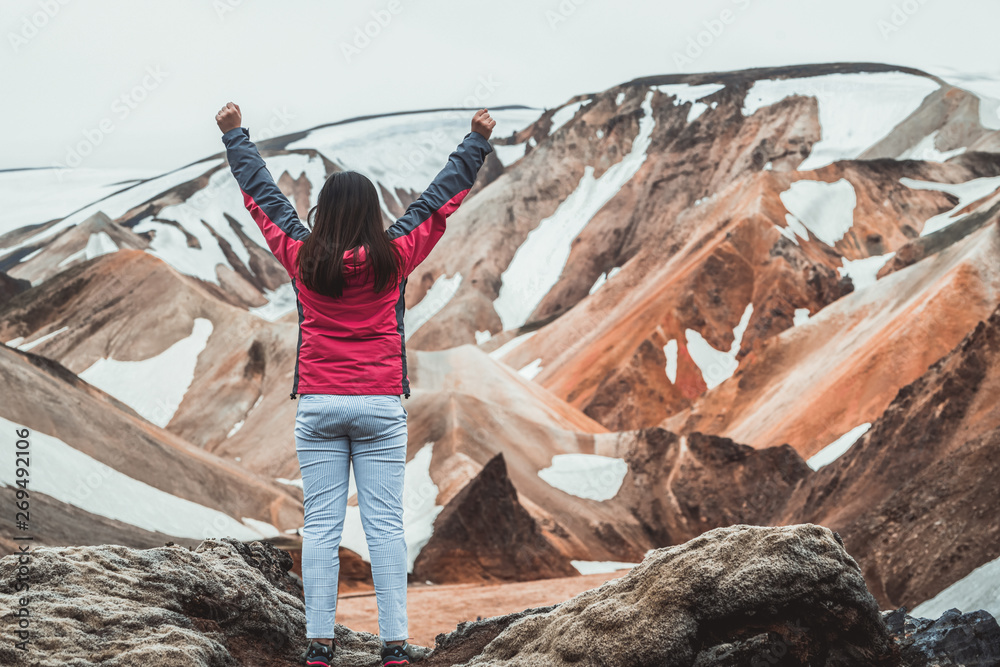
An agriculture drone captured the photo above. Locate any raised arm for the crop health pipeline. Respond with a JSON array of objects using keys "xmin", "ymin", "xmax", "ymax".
[
  {"xmin": 216, "ymin": 102, "xmax": 309, "ymax": 277},
  {"xmin": 387, "ymin": 109, "xmax": 496, "ymax": 278}
]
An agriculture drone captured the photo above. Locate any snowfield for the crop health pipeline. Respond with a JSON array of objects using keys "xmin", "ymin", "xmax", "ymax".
[
  {"xmin": 742, "ymin": 72, "xmax": 940, "ymax": 170},
  {"xmin": 135, "ymin": 152, "xmax": 327, "ymax": 285},
  {"xmin": 287, "ymin": 109, "xmax": 539, "ymax": 219},
  {"xmin": 549, "ymin": 101, "xmax": 587, "ymax": 135},
  {"xmin": 404, "ymin": 272, "xmax": 463, "ymax": 340},
  {"xmin": 912, "ymin": 555, "xmax": 1000, "ymax": 619},
  {"xmin": 901, "ymin": 175, "xmax": 1000, "ymax": 236},
  {"xmin": 0, "ymin": 167, "xmax": 156, "ymax": 234},
  {"xmin": 807, "ymin": 423, "xmax": 872, "ymax": 470},
  {"xmin": 898, "ymin": 130, "xmax": 967, "ymax": 162},
  {"xmin": 494, "ymin": 90, "xmax": 657, "ymax": 330},
  {"xmin": 493, "ymin": 143, "xmax": 527, "ymax": 167},
  {"xmin": 3, "ymin": 160, "xmax": 224, "ymax": 255},
  {"xmin": 780, "ymin": 178, "xmax": 858, "ymax": 246},
  {"xmin": 0, "ymin": 416, "xmax": 279, "ymax": 540},
  {"xmin": 685, "ymin": 303, "xmax": 754, "ymax": 390},
  {"xmin": 838, "ymin": 252, "xmax": 896, "ymax": 291},
  {"xmin": 79, "ymin": 318, "xmax": 214, "ymax": 428},
  {"xmin": 538, "ymin": 453, "xmax": 628, "ymax": 501}
]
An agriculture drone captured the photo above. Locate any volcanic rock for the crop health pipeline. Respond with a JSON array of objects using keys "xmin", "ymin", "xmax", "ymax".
[{"xmin": 412, "ymin": 454, "xmax": 577, "ymax": 584}]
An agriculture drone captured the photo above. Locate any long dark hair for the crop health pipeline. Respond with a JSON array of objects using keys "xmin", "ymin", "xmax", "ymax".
[{"xmin": 297, "ymin": 171, "xmax": 402, "ymax": 298}]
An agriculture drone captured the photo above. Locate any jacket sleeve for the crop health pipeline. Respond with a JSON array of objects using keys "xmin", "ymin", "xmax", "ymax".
[
  {"xmin": 387, "ymin": 131, "xmax": 493, "ymax": 277},
  {"xmin": 221, "ymin": 126, "xmax": 309, "ymax": 277}
]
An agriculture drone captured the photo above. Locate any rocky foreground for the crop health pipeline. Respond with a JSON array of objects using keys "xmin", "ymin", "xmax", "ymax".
[{"xmin": 0, "ymin": 525, "xmax": 996, "ymax": 666}]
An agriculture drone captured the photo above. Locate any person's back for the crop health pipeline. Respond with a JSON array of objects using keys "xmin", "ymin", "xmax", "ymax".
[
  {"xmin": 219, "ymin": 104, "xmax": 495, "ymax": 399},
  {"xmin": 216, "ymin": 102, "xmax": 495, "ymax": 667}
]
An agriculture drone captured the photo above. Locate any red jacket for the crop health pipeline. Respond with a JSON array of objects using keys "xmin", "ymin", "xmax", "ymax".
[{"xmin": 222, "ymin": 126, "xmax": 493, "ymax": 398}]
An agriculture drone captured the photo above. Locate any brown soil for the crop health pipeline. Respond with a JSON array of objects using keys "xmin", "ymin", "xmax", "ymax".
[{"xmin": 336, "ymin": 570, "xmax": 626, "ymax": 647}]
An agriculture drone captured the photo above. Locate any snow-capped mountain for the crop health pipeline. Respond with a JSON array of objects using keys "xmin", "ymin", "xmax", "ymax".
[{"xmin": 2, "ymin": 63, "xmax": 999, "ymax": 617}]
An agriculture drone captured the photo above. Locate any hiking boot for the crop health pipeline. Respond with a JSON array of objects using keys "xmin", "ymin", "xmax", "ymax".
[
  {"xmin": 303, "ymin": 640, "xmax": 334, "ymax": 666},
  {"xmin": 381, "ymin": 641, "xmax": 432, "ymax": 665}
]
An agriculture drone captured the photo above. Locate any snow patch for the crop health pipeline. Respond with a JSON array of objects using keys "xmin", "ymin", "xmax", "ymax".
[
  {"xmin": 493, "ymin": 143, "xmax": 527, "ymax": 167},
  {"xmin": 55, "ymin": 232, "xmax": 119, "ymax": 269},
  {"xmin": 517, "ymin": 358, "xmax": 543, "ymax": 380},
  {"xmin": 929, "ymin": 69, "xmax": 1000, "ymax": 131},
  {"xmin": 779, "ymin": 179, "xmax": 858, "ymax": 246},
  {"xmin": 488, "ymin": 331, "xmax": 538, "ymax": 361},
  {"xmin": 912, "ymin": 555, "xmax": 1000, "ymax": 619},
  {"xmin": 228, "ymin": 395, "xmax": 263, "ymax": 438},
  {"xmin": 240, "ymin": 517, "xmax": 281, "ymax": 538},
  {"xmin": 807, "ymin": 423, "xmax": 872, "ymax": 470},
  {"xmin": 494, "ymin": 90, "xmax": 656, "ymax": 330},
  {"xmin": 838, "ymin": 252, "xmax": 895, "ymax": 290},
  {"xmin": 227, "ymin": 419, "xmax": 246, "ymax": 438},
  {"xmin": 571, "ymin": 560, "xmax": 638, "ymax": 575},
  {"xmin": 404, "ymin": 272, "xmax": 462, "ymax": 340},
  {"xmin": 250, "ymin": 282, "xmax": 298, "ymax": 321},
  {"xmin": 538, "ymin": 453, "xmax": 628, "ymax": 501},
  {"xmin": 0, "ymin": 416, "xmax": 278, "ymax": 541},
  {"xmin": 793, "ymin": 308, "xmax": 811, "ymax": 326},
  {"xmin": 615, "ymin": 92, "xmax": 626, "ymax": 106},
  {"xmin": 664, "ymin": 339, "xmax": 678, "ymax": 384},
  {"xmin": 5, "ymin": 160, "xmax": 224, "ymax": 255},
  {"xmin": 742, "ymin": 72, "xmax": 940, "ymax": 170},
  {"xmin": 588, "ymin": 266, "xmax": 621, "ymax": 295},
  {"xmin": 15, "ymin": 326, "xmax": 68, "ymax": 352},
  {"xmin": 901, "ymin": 176, "xmax": 1000, "ymax": 236},
  {"xmin": 656, "ymin": 83, "xmax": 725, "ymax": 123},
  {"xmin": 79, "ymin": 318, "xmax": 213, "ymax": 428},
  {"xmin": 898, "ymin": 130, "xmax": 967, "ymax": 162},
  {"xmin": 686, "ymin": 303, "xmax": 754, "ymax": 390},
  {"xmin": 549, "ymin": 101, "xmax": 586, "ymax": 135},
  {"xmin": 474, "ymin": 330, "xmax": 492, "ymax": 345}
]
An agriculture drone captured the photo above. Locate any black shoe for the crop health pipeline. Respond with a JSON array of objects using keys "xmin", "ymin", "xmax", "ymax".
[{"xmin": 303, "ymin": 640, "xmax": 334, "ymax": 666}]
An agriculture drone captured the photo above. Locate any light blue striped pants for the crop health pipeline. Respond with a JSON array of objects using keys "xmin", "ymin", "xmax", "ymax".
[{"xmin": 294, "ymin": 393, "xmax": 409, "ymax": 641}]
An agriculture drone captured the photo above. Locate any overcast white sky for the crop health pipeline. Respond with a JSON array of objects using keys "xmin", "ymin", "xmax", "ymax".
[{"xmin": 2, "ymin": 0, "xmax": 998, "ymax": 171}]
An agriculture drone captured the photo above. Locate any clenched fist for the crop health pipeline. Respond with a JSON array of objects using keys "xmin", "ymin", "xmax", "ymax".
[
  {"xmin": 471, "ymin": 108, "xmax": 496, "ymax": 140},
  {"xmin": 216, "ymin": 102, "xmax": 242, "ymax": 134}
]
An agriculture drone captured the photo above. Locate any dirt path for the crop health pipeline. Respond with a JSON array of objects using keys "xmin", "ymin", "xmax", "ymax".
[{"xmin": 336, "ymin": 570, "xmax": 629, "ymax": 646}]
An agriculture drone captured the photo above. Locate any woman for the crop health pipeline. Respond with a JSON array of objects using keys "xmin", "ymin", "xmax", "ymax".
[{"xmin": 215, "ymin": 102, "xmax": 495, "ymax": 666}]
